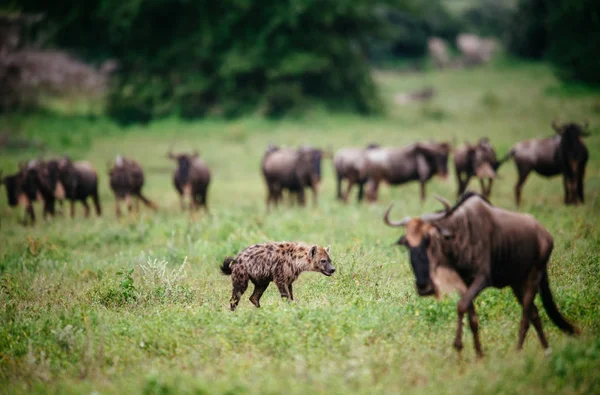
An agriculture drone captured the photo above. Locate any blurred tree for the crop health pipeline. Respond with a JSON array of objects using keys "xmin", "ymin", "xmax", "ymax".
[
  {"xmin": 462, "ymin": 0, "xmax": 514, "ymax": 39},
  {"xmin": 546, "ymin": 0, "xmax": 600, "ymax": 85},
  {"xmin": 506, "ymin": 0, "xmax": 547, "ymax": 59},
  {"xmin": 15, "ymin": 0, "xmax": 396, "ymax": 121}
]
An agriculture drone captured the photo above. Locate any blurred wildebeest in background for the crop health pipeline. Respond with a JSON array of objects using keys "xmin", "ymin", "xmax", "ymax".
[
  {"xmin": 453, "ymin": 138, "xmax": 499, "ymax": 198},
  {"xmin": 262, "ymin": 145, "xmax": 327, "ymax": 210},
  {"xmin": 23, "ymin": 159, "xmax": 65, "ymax": 219},
  {"xmin": 108, "ymin": 155, "xmax": 157, "ymax": 217},
  {"xmin": 384, "ymin": 192, "xmax": 579, "ymax": 357},
  {"xmin": 428, "ymin": 37, "xmax": 450, "ymax": 69},
  {"xmin": 456, "ymin": 34, "xmax": 498, "ymax": 67},
  {"xmin": 0, "ymin": 167, "xmax": 36, "ymax": 224},
  {"xmin": 364, "ymin": 141, "xmax": 451, "ymax": 202},
  {"xmin": 500, "ymin": 120, "xmax": 590, "ymax": 206},
  {"xmin": 334, "ymin": 143, "xmax": 379, "ymax": 203},
  {"xmin": 168, "ymin": 151, "xmax": 211, "ymax": 212},
  {"xmin": 58, "ymin": 157, "xmax": 102, "ymax": 218}
]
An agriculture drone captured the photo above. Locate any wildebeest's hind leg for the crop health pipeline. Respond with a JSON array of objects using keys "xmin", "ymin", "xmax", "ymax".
[
  {"xmin": 515, "ymin": 167, "xmax": 531, "ymax": 207},
  {"xmin": 92, "ymin": 191, "xmax": 102, "ymax": 216},
  {"xmin": 577, "ymin": 163, "xmax": 586, "ymax": 204},
  {"xmin": 230, "ymin": 272, "xmax": 249, "ymax": 311},
  {"xmin": 114, "ymin": 198, "xmax": 122, "ymax": 218},
  {"xmin": 516, "ymin": 273, "xmax": 542, "ymax": 349},
  {"xmin": 457, "ymin": 172, "xmax": 469, "ymax": 197},
  {"xmin": 511, "ymin": 284, "xmax": 548, "ymax": 349},
  {"xmin": 249, "ymin": 281, "xmax": 269, "ymax": 308},
  {"xmin": 357, "ymin": 181, "xmax": 365, "ymax": 203},
  {"xmin": 200, "ymin": 188, "xmax": 209, "ymax": 213},
  {"xmin": 468, "ymin": 305, "xmax": 483, "ymax": 358},
  {"xmin": 336, "ymin": 174, "xmax": 343, "ymax": 200},
  {"xmin": 343, "ymin": 178, "xmax": 355, "ymax": 203},
  {"xmin": 82, "ymin": 199, "xmax": 91, "ymax": 218},
  {"xmin": 419, "ymin": 181, "xmax": 426, "ymax": 202}
]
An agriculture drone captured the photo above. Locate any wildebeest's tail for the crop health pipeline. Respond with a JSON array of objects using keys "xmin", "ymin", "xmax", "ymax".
[
  {"xmin": 137, "ymin": 193, "xmax": 158, "ymax": 210},
  {"xmin": 540, "ymin": 270, "xmax": 579, "ymax": 335},
  {"xmin": 494, "ymin": 148, "xmax": 515, "ymax": 171},
  {"xmin": 220, "ymin": 257, "xmax": 235, "ymax": 275}
]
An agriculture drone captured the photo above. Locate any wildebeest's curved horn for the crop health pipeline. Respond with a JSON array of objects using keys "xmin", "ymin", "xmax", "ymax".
[
  {"xmin": 434, "ymin": 194, "xmax": 451, "ymax": 212},
  {"xmin": 552, "ymin": 119, "xmax": 563, "ymax": 134},
  {"xmin": 420, "ymin": 211, "xmax": 447, "ymax": 222},
  {"xmin": 383, "ymin": 204, "xmax": 411, "ymax": 227}
]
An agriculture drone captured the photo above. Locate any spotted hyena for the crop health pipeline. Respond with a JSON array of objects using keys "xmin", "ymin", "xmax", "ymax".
[{"xmin": 220, "ymin": 242, "xmax": 335, "ymax": 311}]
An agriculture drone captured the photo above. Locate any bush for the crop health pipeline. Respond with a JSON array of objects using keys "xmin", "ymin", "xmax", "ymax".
[{"xmin": 506, "ymin": 0, "xmax": 548, "ymax": 59}]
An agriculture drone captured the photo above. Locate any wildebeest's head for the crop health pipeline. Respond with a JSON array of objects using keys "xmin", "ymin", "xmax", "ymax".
[
  {"xmin": 418, "ymin": 142, "xmax": 451, "ymax": 178},
  {"xmin": 1, "ymin": 171, "xmax": 23, "ymax": 207},
  {"xmin": 384, "ymin": 195, "xmax": 456, "ymax": 297},
  {"xmin": 168, "ymin": 151, "xmax": 199, "ymax": 184},
  {"xmin": 473, "ymin": 138, "xmax": 498, "ymax": 179},
  {"xmin": 308, "ymin": 244, "xmax": 335, "ymax": 276}
]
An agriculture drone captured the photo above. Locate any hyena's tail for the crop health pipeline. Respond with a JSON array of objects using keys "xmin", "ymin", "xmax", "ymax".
[{"xmin": 220, "ymin": 257, "xmax": 235, "ymax": 275}]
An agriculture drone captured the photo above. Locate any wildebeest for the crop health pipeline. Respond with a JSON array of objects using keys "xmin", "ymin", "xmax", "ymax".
[
  {"xmin": 454, "ymin": 138, "xmax": 499, "ymax": 198},
  {"xmin": 384, "ymin": 192, "xmax": 579, "ymax": 357},
  {"xmin": 262, "ymin": 145, "xmax": 325, "ymax": 209},
  {"xmin": 220, "ymin": 242, "xmax": 335, "ymax": 311},
  {"xmin": 0, "ymin": 168, "xmax": 36, "ymax": 224},
  {"xmin": 58, "ymin": 157, "xmax": 102, "ymax": 218},
  {"xmin": 334, "ymin": 143, "xmax": 379, "ymax": 203},
  {"xmin": 168, "ymin": 151, "xmax": 211, "ymax": 212},
  {"xmin": 108, "ymin": 155, "xmax": 157, "ymax": 217},
  {"xmin": 364, "ymin": 141, "xmax": 451, "ymax": 202},
  {"xmin": 501, "ymin": 121, "xmax": 590, "ymax": 206},
  {"xmin": 25, "ymin": 159, "xmax": 66, "ymax": 219}
]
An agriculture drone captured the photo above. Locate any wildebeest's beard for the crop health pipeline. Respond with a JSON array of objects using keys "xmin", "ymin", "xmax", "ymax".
[
  {"xmin": 407, "ymin": 237, "xmax": 435, "ymax": 296},
  {"xmin": 311, "ymin": 151, "xmax": 322, "ymax": 180},
  {"xmin": 177, "ymin": 157, "xmax": 191, "ymax": 184},
  {"xmin": 4, "ymin": 175, "xmax": 20, "ymax": 206}
]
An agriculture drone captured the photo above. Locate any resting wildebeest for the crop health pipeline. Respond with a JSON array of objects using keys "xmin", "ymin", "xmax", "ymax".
[
  {"xmin": 221, "ymin": 242, "xmax": 335, "ymax": 311},
  {"xmin": 454, "ymin": 138, "xmax": 499, "ymax": 198},
  {"xmin": 58, "ymin": 157, "xmax": 102, "ymax": 218},
  {"xmin": 384, "ymin": 192, "xmax": 579, "ymax": 357},
  {"xmin": 334, "ymin": 143, "xmax": 379, "ymax": 203},
  {"xmin": 364, "ymin": 141, "xmax": 451, "ymax": 202},
  {"xmin": 501, "ymin": 121, "xmax": 590, "ymax": 206},
  {"xmin": 168, "ymin": 151, "xmax": 211, "ymax": 212},
  {"xmin": 262, "ymin": 145, "xmax": 325, "ymax": 210},
  {"xmin": 108, "ymin": 155, "xmax": 157, "ymax": 217}
]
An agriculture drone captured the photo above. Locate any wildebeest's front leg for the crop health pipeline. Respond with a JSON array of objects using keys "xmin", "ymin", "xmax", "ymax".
[
  {"xmin": 343, "ymin": 178, "xmax": 355, "ymax": 203},
  {"xmin": 468, "ymin": 305, "xmax": 483, "ymax": 358},
  {"xmin": 515, "ymin": 166, "xmax": 531, "ymax": 207},
  {"xmin": 70, "ymin": 200, "xmax": 76, "ymax": 218},
  {"xmin": 454, "ymin": 275, "xmax": 488, "ymax": 353},
  {"xmin": 114, "ymin": 198, "xmax": 122, "ymax": 218},
  {"xmin": 456, "ymin": 171, "xmax": 469, "ymax": 197},
  {"xmin": 577, "ymin": 163, "xmax": 585, "ymax": 204},
  {"xmin": 82, "ymin": 199, "xmax": 91, "ymax": 217}
]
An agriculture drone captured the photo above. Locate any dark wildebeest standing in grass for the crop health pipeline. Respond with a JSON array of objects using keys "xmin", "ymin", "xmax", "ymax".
[
  {"xmin": 384, "ymin": 192, "xmax": 579, "ymax": 357},
  {"xmin": 334, "ymin": 143, "xmax": 379, "ymax": 203},
  {"xmin": 221, "ymin": 242, "xmax": 335, "ymax": 311},
  {"xmin": 24, "ymin": 159, "xmax": 66, "ymax": 219},
  {"xmin": 108, "ymin": 155, "xmax": 157, "ymax": 217},
  {"xmin": 58, "ymin": 157, "xmax": 102, "ymax": 218},
  {"xmin": 168, "ymin": 151, "xmax": 211, "ymax": 212},
  {"xmin": 364, "ymin": 141, "xmax": 451, "ymax": 202},
  {"xmin": 501, "ymin": 121, "xmax": 590, "ymax": 206},
  {"xmin": 262, "ymin": 145, "xmax": 325, "ymax": 210},
  {"xmin": 454, "ymin": 138, "xmax": 499, "ymax": 198},
  {"xmin": 1, "ymin": 168, "xmax": 36, "ymax": 224}
]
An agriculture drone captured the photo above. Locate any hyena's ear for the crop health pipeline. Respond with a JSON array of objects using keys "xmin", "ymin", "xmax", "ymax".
[
  {"xmin": 309, "ymin": 245, "xmax": 318, "ymax": 259},
  {"xmin": 326, "ymin": 245, "xmax": 331, "ymax": 254}
]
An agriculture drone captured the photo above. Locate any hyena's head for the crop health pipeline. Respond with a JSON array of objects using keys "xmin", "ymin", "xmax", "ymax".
[{"xmin": 309, "ymin": 245, "xmax": 335, "ymax": 276}]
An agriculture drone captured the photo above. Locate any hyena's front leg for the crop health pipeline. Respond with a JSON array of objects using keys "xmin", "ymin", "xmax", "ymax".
[
  {"xmin": 274, "ymin": 276, "xmax": 290, "ymax": 300},
  {"xmin": 230, "ymin": 272, "xmax": 249, "ymax": 311},
  {"xmin": 249, "ymin": 281, "xmax": 269, "ymax": 308},
  {"xmin": 288, "ymin": 283, "xmax": 294, "ymax": 301}
]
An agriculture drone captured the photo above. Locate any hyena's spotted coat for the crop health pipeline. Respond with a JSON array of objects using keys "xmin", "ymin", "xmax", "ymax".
[{"xmin": 221, "ymin": 242, "xmax": 335, "ymax": 310}]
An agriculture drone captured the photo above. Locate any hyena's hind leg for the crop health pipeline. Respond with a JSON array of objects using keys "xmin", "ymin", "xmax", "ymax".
[
  {"xmin": 230, "ymin": 272, "xmax": 249, "ymax": 311},
  {"xmin": 249, "ymin": 281, "xmax": 270, "ymax": 308}
]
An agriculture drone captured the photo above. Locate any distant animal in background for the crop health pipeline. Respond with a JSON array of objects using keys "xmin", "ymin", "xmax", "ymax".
[
  {"xmin": 261, "ymin": 145, "xmax": 326, "ymax": 210},
  {"xmin": 221, "ymin": 242, "xmax": 335, "ymax": 311},
  {"xmin": 0, "ymin": 167, "xmax": 36, "ymax": 224},
  {"xmin": 364, "ymin": 141, "xmax": 451, "ymax": 202},
  {"xmin": 22, "ymin": 159, "xmax": 66, "ymax": 220},
  {"xmin": 334, "ymin": 143, "xmax": 379, "ymax": 203},
  {"xmin": 384, "ymin": 192, "xmax": 579, "ymax": 357},
  {"xmin": 108, "ymin": 155, "xmax": 157, "ymax": 217},
  {"xmin": 500, "ymin": 121, "xmax": 590, "ymax": 206},
  {"xmin": 453, "ymin": 138, "xmax": 499, "ymax": 198},
  {"xmin": 168, "ymin": 151, "xmax": 211, "ymax": 212},
  {"xmin": 58, "ymin": 157, "xmax": 102, "ymax": 218}
]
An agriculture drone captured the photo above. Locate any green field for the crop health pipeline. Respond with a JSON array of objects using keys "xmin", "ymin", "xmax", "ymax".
[{"xmin": 1, "ymin": 63, "xmax": 599, "ymax": 394}]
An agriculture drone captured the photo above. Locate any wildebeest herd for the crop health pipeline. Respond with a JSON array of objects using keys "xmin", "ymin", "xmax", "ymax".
[{"xmin": 0, "ymin": 120, "xmax": 591, "ymax": 357}]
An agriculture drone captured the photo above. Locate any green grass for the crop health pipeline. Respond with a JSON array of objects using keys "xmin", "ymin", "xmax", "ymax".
[{"xmin": 1, "ymin": 62, "xmax": 599, "ymax": 394}]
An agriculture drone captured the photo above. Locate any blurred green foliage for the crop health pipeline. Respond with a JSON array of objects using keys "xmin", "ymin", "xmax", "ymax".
[{"xmin": 507, "ymin": 0, "xmax": 600, "ymax": 86}]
